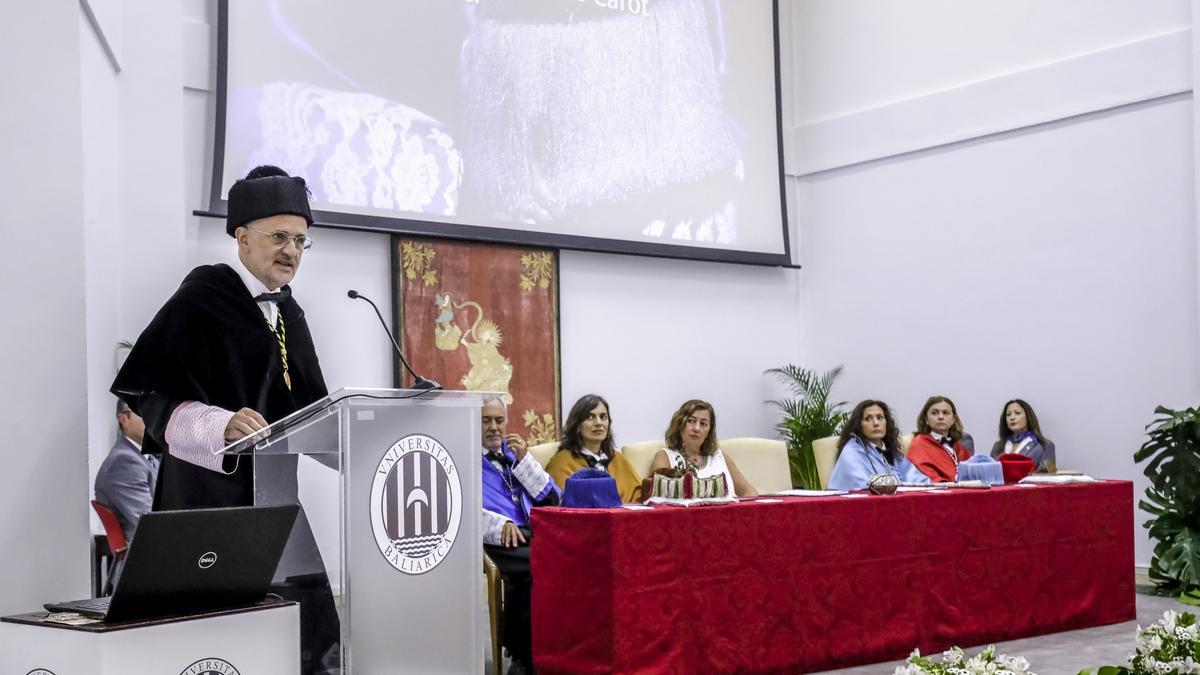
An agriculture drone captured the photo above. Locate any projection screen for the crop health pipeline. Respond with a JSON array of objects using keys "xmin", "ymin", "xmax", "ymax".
[{"xmin": 210, "ymin": 0, "xmax": 790, "ymax": 265}]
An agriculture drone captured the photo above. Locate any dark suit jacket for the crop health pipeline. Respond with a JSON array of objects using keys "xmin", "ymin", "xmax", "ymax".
[{"xmin": 94, "ymin": 436, "xmax": 159, "ymax": 543}]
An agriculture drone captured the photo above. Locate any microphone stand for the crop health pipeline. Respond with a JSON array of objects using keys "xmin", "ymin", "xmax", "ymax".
[{"xmin": 347, "ymin": 290, "xmax": 441, "ymax": 391}]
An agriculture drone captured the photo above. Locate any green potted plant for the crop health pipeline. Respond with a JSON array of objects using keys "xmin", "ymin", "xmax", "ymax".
[
  {"xmin": 765, "ymin": 364, "xmax": 848, "ymax": 489},
  {"xmin": 1136, "ymin": 405, "xmax": 1200, "ymax": 605}
]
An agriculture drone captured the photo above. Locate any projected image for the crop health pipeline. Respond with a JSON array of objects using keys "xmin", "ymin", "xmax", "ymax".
[{"xmin": 221, "ymin": 0, "xmax": 786, "ymax": 258}]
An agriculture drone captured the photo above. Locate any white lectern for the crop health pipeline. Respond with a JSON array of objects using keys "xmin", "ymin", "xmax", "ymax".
[{"xmin": 239, "ymin": 387, "xmax": 484, "ymax": 673}]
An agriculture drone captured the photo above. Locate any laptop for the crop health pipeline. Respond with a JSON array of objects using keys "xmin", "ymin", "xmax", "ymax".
[{"xmin": 45, "ymin": 504, "xmax": 299, "ymax": 622}]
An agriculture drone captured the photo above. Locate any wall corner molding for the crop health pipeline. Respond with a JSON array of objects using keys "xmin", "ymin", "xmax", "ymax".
[
  {"xmin": 787, "ymin": 28, "xmax": 1192, "ymax": 177},
  {"xmin": 79, "ymin": 0, "xmax": 121, "ymax": 73}
]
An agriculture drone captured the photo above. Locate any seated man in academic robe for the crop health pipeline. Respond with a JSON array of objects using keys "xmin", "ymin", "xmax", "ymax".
[
  {"xmin": 111, "ymin": 165, "xmax": 337, "ymax": 675},
  {"xmin": 481, "ymin": 396, "xmax": 560, "ymax": 675}
]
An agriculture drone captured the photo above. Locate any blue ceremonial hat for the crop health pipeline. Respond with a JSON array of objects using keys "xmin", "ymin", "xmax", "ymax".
[
  {"xmin": 958, "ymin": 454, "xmax": 1004, "ymax": 485},
  {"xmin": 561, "ymin": 468, "xmax": 622, "ymax": 509}
]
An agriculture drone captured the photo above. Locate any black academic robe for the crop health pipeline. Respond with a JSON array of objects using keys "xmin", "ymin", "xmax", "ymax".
[{"xmin": 111, "ymin": 263, "xmax": 328, "ymax": 510}]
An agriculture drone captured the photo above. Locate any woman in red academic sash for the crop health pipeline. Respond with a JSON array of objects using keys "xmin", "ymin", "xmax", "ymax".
[{"xmin": 906, "ymin": 395, "xmax": 973, "ymax": 482}]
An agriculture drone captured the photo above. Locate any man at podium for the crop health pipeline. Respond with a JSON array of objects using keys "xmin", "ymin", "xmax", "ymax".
[{"xmin": 111, "ymin": 165, "xmax": 336, "ymax": 674}]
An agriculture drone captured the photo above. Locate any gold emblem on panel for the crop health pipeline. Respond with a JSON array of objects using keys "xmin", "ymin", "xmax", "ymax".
[{"xmin": 433, "ymin": 292, "xmax": 514, "ymax": 403}]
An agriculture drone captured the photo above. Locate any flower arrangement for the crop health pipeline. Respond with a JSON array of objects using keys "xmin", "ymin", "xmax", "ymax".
[
  {"xmin": 895, "ymin": 646, "xmax": 1033, "ymax": 675},
  {"xmin": 1080, "ymin": 610, "xmax": 1200, "ymax": 675}
]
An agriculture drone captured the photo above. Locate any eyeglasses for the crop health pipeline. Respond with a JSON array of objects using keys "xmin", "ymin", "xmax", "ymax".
[{"xmin": 244, "ymin": 226, "xmax": 313, "ymax": 251}]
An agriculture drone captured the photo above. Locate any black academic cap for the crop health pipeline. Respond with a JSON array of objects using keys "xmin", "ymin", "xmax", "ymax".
[{"xmin": 226, "ymin": 165, "xmax": 314, "ymax": 236}]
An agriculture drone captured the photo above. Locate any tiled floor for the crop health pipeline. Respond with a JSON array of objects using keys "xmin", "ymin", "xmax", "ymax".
[
  {"xmin": 494, "ymin": 587, "xmax": 1183, "ymax": 674},
  {"xmin": 818, "ymin": 589, "xmax": 1184, "ymax": 675}
]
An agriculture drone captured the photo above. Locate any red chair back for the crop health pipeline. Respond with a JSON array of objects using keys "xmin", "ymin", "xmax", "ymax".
[{"xmin": 91, "ymin": 500, "xmax": 128, "ymax": 559}]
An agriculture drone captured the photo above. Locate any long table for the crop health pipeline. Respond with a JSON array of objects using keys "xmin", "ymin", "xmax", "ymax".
[{"xmin": 531, "ymin": 482, "xmax": 1134, "ymax": 674}]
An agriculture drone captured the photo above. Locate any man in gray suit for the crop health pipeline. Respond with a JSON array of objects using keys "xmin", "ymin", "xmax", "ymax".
[{"xmin": 94, "ymin": 399, "xmax": 159, "ymax": 545}]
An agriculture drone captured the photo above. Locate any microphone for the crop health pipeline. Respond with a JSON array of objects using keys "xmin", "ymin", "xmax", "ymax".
[{"xmin": 347, "ymin": 290, "xmax": 441, "ymax": 391}]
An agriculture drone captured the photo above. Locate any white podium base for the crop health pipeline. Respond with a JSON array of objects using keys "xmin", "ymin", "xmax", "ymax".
[{"xmin": 0, "ymin": 602, "xmax": 298, "ymax": 675}]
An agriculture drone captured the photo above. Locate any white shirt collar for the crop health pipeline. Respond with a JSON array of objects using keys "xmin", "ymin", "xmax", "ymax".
[
  {"xmin": 234, "ymin": 258, "xmax": 273, "ymax": 294},
  {"xmin": 233, "ymin": 259, "xmax": 278, "ymax": 325},
  {"xmin": 124, "ymin": 435, "xmax": 143, "ymax": 452}
]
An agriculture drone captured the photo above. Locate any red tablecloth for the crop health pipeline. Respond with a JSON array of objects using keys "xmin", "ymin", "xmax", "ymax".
[{"xmin": 531, "ymin": 482, "xmax": 1134, "ymax": 674}]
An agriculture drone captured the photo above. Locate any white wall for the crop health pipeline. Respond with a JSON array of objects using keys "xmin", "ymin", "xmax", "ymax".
[
  {"xmin": 82, "ymin": 3, "xmax": 125, "ymax": 499},
  {"xmin": 785, "ymin": 0, "xmax": 1199, "ymax": 565},
  {"xmin": 0, "ymin": 2, "xmax": 91, "ymax": 612},
  {"xmin": 79, "ymin": 1, "xmax": 189, "ymax": 526},
  {"xmin": 558, "ymin": 251, "xmax": 802, "ymax": 445}
]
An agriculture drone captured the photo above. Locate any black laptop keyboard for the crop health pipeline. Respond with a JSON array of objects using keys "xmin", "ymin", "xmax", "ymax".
[
  {"xmin": 45, "ymin": 596, "xmax": 111, "ymax": 617},
  {"xmin": 72, "ymin": 598, "xmax": 111, "ymax": 612}
]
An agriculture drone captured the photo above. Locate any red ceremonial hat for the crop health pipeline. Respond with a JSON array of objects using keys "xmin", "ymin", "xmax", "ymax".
[{"xmin": 998, "ymin": 454, "xmax": 1036, "ymax": 484}]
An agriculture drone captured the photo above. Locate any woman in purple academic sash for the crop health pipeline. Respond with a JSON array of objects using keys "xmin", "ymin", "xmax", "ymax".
[{"xmin": 990, "ymin": 399, "xmax": 1057, "ymax": 473}]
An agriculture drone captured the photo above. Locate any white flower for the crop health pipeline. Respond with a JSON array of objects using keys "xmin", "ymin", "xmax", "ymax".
[
  {"xmin": 963, "ymin": 654, "xmax": 989, "ymax": 675},
  {"xmin": 1162, "ymin": 611, "xmax": 1180, "ymax": 632},
  {"xmin": 943, "ymin": 647, "xmax": 965, "ymax": 664},
  {"xmin": 1000, "ymin": 655, "xmax": 1030, "ymax": 674}
]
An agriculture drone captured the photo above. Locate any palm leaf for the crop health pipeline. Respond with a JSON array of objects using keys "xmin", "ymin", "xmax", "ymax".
[
  {"xmin": 1138, "ymin": 405, "xmax": 1200, "ymax": 597},
  {"xmin": 765, "ymin": 364, "xmax": 848, "ymax": 489}
]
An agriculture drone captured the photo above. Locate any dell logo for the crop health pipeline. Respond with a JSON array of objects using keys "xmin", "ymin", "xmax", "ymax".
[{"xmin": 198, "ymin": 552, "xmax": 218, "ymax": 569}]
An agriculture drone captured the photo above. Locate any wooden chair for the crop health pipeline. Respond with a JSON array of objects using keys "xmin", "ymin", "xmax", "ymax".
[{"xmin": 484, "ymin": 553, "xmax": 505, "ymax": 675}]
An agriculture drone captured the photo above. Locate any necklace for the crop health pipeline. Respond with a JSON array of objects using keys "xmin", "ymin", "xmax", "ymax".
[
  {"xmin": 265, "ymin": 313, "xmax": 291, "ymax": 390},
  {"xmin": 491, "ymin": 454, "xmax": 524, "ymax": 511}
]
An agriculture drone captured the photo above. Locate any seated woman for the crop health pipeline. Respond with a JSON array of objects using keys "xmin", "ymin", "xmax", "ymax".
[
  {"xmin": 990, "ymin": 399, "xmax": 1057, "ymax": 472},
  {"xmin": 648, "ymin": 399, "xmax": 758, "ymax": 497},
  {"xmin": 828, "ymin": 400, "xmax": 929, "ymax": 490},
  {"xmin": 906, "ymin": 395, "xmax": 973, "ymax": 482},
  {"xmin": 546, "ymin": 394, "xmax": 644, "ymax": 503}
]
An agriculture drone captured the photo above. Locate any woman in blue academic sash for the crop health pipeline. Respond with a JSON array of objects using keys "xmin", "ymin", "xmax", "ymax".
[
  {"xmin": 828, "ymin": 400, "xmax": 929, "ymax": 490},
  {"xmin": 990, "ymin": 399, "xmax": 1057, "ymax": 472}
]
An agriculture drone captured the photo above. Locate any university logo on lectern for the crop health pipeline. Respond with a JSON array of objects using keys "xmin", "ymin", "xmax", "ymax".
[
  {"xmin": 26, "ymin": 669, "xmax": 56, "ymax": 675},
  {"xmin": 370, "ymin": 433, "xmax": 462, "ymax": 575},
  {"xmin": 178, "ymin": 658, "xmax": 240, "ymax": 675}
]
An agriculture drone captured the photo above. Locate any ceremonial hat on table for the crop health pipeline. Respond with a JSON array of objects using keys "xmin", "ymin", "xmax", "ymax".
[
  {"xmin": 226, "ymin": 165, "xmax": 313, "ymax": 236},
  {"xmin": 998, "ymin": 453, "xmax": 1036, "ymax": 484},
  {"xmin": 958, "ymin": 454, "xmax": 1005, "ymax": 485},
  {"xmin": 561, "ymin": 468, "xmax": 623, "ymax": 509}
]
